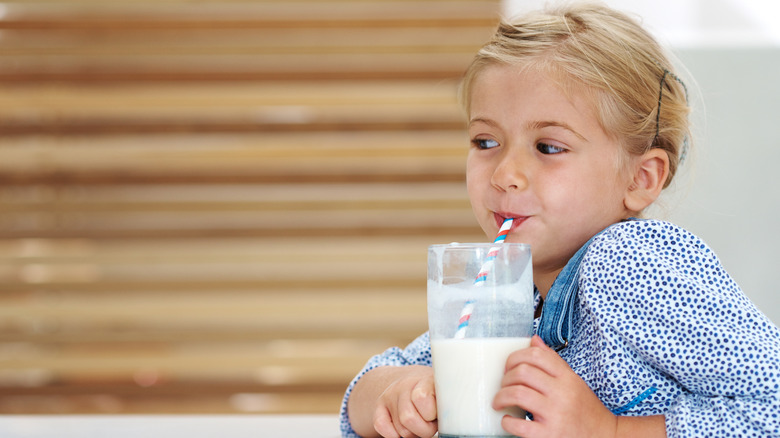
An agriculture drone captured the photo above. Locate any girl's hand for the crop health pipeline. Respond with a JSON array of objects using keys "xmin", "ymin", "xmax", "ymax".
[
  {"xmin": 373, "ymin": 365, "xmax": 438, "ymax": 438},
  {"xmin": 492, "ymin": 335, "xmax": 618, "ymax": 438}
]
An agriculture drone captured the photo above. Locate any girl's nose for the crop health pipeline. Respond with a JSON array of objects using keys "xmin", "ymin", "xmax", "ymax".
[{"xmin": 490, "ymin": 149, "xmax": 528, "ymax": 192}]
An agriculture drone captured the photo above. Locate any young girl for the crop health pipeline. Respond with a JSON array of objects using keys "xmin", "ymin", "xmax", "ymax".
[{"xmin": 340, "ymin": 3, "xmax": 780, "ymax": 437}]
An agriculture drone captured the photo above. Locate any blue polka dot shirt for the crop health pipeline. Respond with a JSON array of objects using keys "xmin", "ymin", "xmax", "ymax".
[{"xmin": 340, "ymin": 220, "xmax": 780, "ymax": 437}]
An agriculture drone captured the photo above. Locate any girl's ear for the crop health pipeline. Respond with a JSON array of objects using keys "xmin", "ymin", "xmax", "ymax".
[{"xmin": 624, "ymin": 148, "xmax": 670, "ymax": 212}]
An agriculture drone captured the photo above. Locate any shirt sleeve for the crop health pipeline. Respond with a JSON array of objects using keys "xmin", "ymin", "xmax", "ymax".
[
  {"xmin": 339, "ymin": 331, "xmax": 432, "ymax": 437},
  {"xmin": 587, "ymin": 220, "xmax": 780, "ymax": 437}
]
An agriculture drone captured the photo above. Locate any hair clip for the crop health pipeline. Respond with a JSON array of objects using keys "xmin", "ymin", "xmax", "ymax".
[{"xmin": 653, "ymin": 68, "xmax": 690, "ymax": 163}]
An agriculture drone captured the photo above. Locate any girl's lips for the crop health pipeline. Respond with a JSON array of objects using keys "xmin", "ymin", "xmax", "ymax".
[{"xmin": 493, "ymin": 212, "xmax": 528, "ymax": 230}]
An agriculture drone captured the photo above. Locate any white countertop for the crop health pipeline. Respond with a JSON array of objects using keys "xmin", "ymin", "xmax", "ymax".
[{"xmin": 0, "ymin": 414, "xmax": 341, "ymax": 438}]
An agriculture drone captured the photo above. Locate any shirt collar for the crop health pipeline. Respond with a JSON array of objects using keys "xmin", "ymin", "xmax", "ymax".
[{"xmin": 536, "ymin": 219, "xmax": 640, "ymax": 349}]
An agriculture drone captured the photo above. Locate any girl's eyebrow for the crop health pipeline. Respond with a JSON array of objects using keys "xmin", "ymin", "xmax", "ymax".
[
  {"xmin": 469, "ymin": 117, "xmax": 588, "ymax": 143},
  {"xmin": 529, "ymin": 120, "xmax": 588, "ymax": 142},
  {"xmin": 468, "ymin": 117, "xmax": 499, "ymax": 129}
]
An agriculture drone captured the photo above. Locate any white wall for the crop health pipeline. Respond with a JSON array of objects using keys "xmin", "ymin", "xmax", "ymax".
[{"xmin": 505, "ymin": 0, "xmax": 780, "ymax": 324}]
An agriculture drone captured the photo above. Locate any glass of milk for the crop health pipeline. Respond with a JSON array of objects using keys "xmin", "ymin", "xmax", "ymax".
[{"xmin": 428, "ymin": 243, "xmax": 533, "ymax": 438}]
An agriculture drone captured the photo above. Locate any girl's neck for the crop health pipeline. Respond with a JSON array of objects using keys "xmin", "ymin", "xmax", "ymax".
[{"xmin": 534, "ymin": 269, "xmax": 562, "ymax": 300}]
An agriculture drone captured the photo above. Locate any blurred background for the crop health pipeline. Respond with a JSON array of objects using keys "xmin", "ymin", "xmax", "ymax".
[
  {"xmin": 1, "ymin": 0, "xmax": 778, "ymax": 416},
  {"xmin": 0, "ymin": 0, "xmax": 498, "ymax": 414}
]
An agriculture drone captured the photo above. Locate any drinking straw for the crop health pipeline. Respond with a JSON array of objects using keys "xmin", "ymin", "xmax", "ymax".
[
  {"xmin": 453, "ymin": 217, "xmax": 514, "ymax": 338},
  {"xmin": 455, "ymin": 299, "xmax": 476, "ymax": 338}
]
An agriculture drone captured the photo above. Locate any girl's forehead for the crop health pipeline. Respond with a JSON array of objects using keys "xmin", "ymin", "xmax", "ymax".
[
  {"xmin": 475, "ymin": 63, "xmax": 585, "ymax": 100},
  {"xmin": 471, "ymin": 64, "xmax": 597, "ymax": 116},
  {"xmin": 470, "ymin": 63, "xmax": 611, "ymax": 134}
]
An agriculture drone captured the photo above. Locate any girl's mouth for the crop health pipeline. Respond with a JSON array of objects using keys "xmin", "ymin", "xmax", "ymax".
[{"xmin": 493, "ymin": 212, "xmax": 528, "ymax": 231}]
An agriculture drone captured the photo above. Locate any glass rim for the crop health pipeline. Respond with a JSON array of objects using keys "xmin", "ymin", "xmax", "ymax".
[{"xmin": 428, "ymin": 242, "xmax": 531, "ymax": 250}]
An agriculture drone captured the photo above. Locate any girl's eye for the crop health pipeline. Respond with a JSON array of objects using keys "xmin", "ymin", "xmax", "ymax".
[
  {"xmin": 537, "ymin": 142, "xmax": 566, "ymax": 154},
  {"xmin": 472, "ymin": 138, "xmax": 500, "ymax": 150}
]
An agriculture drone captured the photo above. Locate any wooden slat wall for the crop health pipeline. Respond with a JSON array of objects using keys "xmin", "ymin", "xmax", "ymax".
[{"xmin": 0, "ymin": 0, "xmax": 500, "ymax": 414}]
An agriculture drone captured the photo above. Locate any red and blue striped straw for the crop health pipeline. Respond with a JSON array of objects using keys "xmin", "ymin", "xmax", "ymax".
[{"xmin": 454, "ymin": 217, "xmax": 513, "ymax": 338}]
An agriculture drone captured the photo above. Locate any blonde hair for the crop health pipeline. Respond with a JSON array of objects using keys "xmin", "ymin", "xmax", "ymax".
[{"xmin": 459, "ymin": 2, "xmax": 690, "ymax": 187}]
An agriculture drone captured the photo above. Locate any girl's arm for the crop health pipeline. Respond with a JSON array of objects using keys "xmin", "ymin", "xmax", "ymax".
[
  {"xmin": 615, "ymin": 416, "xmax": 666, "ymax": 438},
  {"xmin": 493, "ymin": 335, "xmax": 667, "ymax": 438},
  {"xmin": 583, "ymin": 220, "xmax": 780, "ymax": 437},
  {"xmin": 347, "ymin": 365, "xmax": 436, "ymax": 438},
  {"xmin": 339, "ymin": 331, "xmax": 434, "ymax": 438},
  {"xmin": 347, "ymin": 366, "xmax": 398, "ymax": 437}
]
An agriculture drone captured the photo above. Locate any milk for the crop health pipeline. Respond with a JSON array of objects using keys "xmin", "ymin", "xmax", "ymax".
[{"xmin": 432, "ymin": 337, "xmax": 531, "ymax": 437}]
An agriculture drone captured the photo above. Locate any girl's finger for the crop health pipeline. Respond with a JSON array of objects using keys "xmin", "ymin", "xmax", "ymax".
[
  {"xmin": 411, "ymin": 379, "xmax": 437, "ymax": 422},
  {"xmin": 391, "ymin": 411, "xmax": 412, "ymax": 438},
  {"xmin": 373, "ymin": 406, "xmax": 400, "ymax": 438},
  {"xmin": 396, "ymin": 391, "xmax": 430, "ymax": 437},
  {"xmin": 501, "ymin": 413, "xmax": 546, "ymax": 438},
  {"xmin": 505, "ymin": 335, "xmax": 568, "ymax": 377},
  {"xmin": 500, "ymin": 359, "xmax": 556, "ymax": 396},
  {"xmin": 492, "ymin": 380, "xmax": 549, "ymax": 413}
]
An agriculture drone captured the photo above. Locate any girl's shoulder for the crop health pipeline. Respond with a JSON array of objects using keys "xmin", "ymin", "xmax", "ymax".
[
  {"xmin": 580, "ymin": 219, "xmax": 738, "ymax": 301},
  {"xmin": 590, "ymin": 218, "xmax": 715, "ymax": 264}
]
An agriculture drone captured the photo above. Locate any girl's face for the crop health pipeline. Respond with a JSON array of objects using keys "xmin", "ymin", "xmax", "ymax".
[{"xmin": 466, "ymin": 64, "xmax": 636, "ymax": 294}]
